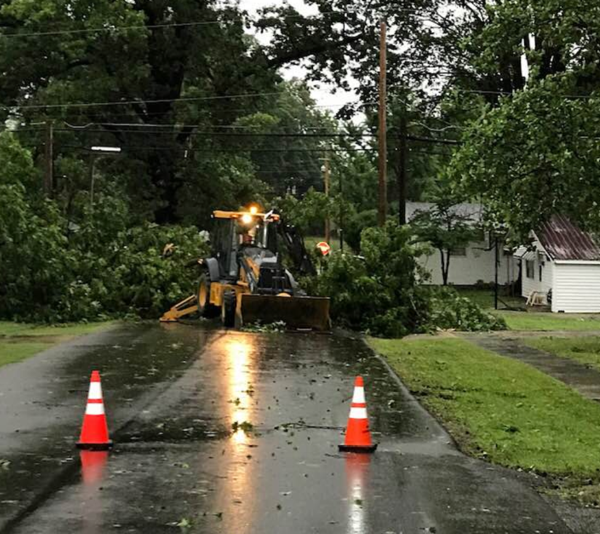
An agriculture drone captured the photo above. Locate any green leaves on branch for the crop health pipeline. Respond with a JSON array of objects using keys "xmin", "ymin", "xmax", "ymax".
[
  {"xmin": 450, "ymin": 76, "xmax": 600, "ymax": 240},
  {"xmin": 306, "ymin": 221, "xmax": 504, "ymax": 337},
  {"xmin": 0, "ymin": 132, "xmax": 209, "ymax": 322}
]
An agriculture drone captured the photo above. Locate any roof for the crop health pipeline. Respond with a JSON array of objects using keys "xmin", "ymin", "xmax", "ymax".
[
  {"xmin": 406, "ymin": 202, "xmax": 483, "ymax": 224},
  {"xmin": 536, "ymin": 215, "xmax": 600, "ymax": 261},
  {"xmin": 514, "ymin": 245, "xmax": 533, "ymax": 260}
]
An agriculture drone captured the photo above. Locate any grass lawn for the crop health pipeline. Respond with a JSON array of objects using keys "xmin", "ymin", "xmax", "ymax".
[
  {"xmin": 456, "ymin": 288, "xmax": 600, "ymax": 331},
  {"xmin": 370, "ymin": 336, "xmax": 600, "ymax": 505},
  {"xmin": 525, "ymin": 336, "xmax": 600, "ymax": 373},
  {"xmin": 0, "ymin": 322, "xmax": 114, "ymax": 369},
  {"xmin": 0, "ymin": 341, "xmax": 54, "ymax": 367},
  {"xmin": 455, "ymin": 288, "xmax": 525, "ymax": 310},
  {"xmin": 497, "ymin": 311, "xmax": 600, "ymax": 332}
]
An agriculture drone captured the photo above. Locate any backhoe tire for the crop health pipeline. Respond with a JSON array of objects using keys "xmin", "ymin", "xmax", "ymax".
[
  {"xmin": 221, "ymin": 290, "xmax": 237, "ymax": 328},
  {"xmin": 198, "ymin": 273, "xmax": 220, "ymax": 318}
]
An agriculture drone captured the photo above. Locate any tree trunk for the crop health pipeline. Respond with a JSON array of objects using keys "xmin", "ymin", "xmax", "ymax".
[{"xmin": 440, "ymin": 249, "xmax": 449, "ymax": 286}]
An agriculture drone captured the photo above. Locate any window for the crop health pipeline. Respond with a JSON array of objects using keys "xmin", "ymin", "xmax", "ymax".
[
  {"xmin": 450, "ymin": 247, "xmax": 467, "ymax": 257},
  {"xmin": 539, "ymin": 264, "xmax": 543, "ymax": 281},
  {"xmin": 525, "ymin": 260, "xmax": 535, "ymax": 279}
]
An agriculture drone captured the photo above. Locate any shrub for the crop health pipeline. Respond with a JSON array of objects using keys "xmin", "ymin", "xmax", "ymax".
[
  {"xmin": 0, "ymin": 187, "xmax": 209, "ymax": 322},
  {"xmin": 307, "ymin": 221, "xmax": 506, "ymax": 337},
  {"xmin": 419, "ymin": 287, "xmax": 507, "ymax": 333},
  {"xmin": 308, "ymin": 221, "xmax": 428, "ymax": 337}
]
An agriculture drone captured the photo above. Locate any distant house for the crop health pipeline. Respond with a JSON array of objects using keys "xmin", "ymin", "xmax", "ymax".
[
  {"xmin": 514, "ymin": 215, "xmax": 600, "ymax": 313},
  {"xmin": 407, "ymin": 202, "xmax": 517, "ymax": 286}
]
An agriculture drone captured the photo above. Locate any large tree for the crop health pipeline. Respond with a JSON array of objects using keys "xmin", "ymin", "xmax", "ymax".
[
  {"xmin": 449, "ymin": 1, "xmax": 600, "ymax": 239},
  {"xmin": 0, "ymin": 0, "xmax": 342, "ymax": 222}
]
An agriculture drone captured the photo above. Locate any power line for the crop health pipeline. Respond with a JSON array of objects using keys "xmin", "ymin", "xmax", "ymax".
[
  {"xmin": 3, "ymin": 92, "xmax": 286, "ymax": 111},
  {"xmin": 54, "ymin": 127, "xmax": 377, "ymax": 138},
  {"xmin": 3, "ymin": 95, "xmax": 375, "ymax": 112},
  {"xmin": 62, "ymin": 144, "xmax": 377, "ymax": 154},
  {"xmin": 0, "ymin": 16, "xmax": 296, "ymax": 39},
  {"xmin": 0, "ymin": 8, "xmax": 432, "ymax": 39},
  {"xmin": 458, "ymin": 88, "xmax": 600, "ymax": 100},
  {"xmin": 15, "ymin": 124, "xmax": 461, "ymax": 144}
]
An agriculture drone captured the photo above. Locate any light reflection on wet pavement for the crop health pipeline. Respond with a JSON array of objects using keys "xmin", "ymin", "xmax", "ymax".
[{"xmin": 0, "ymin": 324, "xmax": 572, "ymax": 533}]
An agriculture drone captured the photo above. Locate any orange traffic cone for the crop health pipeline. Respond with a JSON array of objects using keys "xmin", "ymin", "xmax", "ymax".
[
  {"xmin": 338, "ymin": 376, "xmax": 377, "ymax": 453},
  {"xmin": 77, "ymin": 370, "xmax": 113, "ymax": 450}
]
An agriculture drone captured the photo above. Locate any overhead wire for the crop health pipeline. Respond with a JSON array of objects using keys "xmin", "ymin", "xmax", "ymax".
[
  {"xmin": 60, "ymin": 144, "xmax": 378, "ymax": 153},
  {"xmin": 2, "ymin": 96, "xmax": 376, "ymax": 112},
  {"xmin": 0, "ymin": 8, "xmax": 431, "ymax": 39}
]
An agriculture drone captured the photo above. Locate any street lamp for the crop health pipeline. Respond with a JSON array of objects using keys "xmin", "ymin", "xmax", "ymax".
[
  {"xmin": 89, "ymin": 146, "xmax": 121, "ymax": 208},
  {"xmin": 91, "ymin": 146, "xmax": 122, "ymax": 153}
]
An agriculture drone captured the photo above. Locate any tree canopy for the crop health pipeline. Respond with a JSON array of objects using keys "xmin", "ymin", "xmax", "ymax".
[{"xmin": 3, "ymin": 0, "xmax": 600, "ymax": 324}]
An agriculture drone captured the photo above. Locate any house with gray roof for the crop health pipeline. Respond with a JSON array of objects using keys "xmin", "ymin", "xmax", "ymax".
[
  {"xmin": 514, "ymin": 215, "xmax": 600, "ymax": 313},
  {"xmin": 407, "ymin": 202, "xmax": 517, "ymax": 286}
]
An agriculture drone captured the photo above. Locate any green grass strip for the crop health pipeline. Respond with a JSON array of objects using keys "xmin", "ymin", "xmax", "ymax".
[
  {"xmin": 0, "ymin": 321, "xmax": 115, "ymax": 370},
  {"xmin": 371, "ymin": 337, "xmax": 600, "ymax": 478},
  {"xmin": 526, "ymin": 336, "xmax": 600, "ymax": 373},
  {"xmin": 0, "ymin": 321, "xmax": 113, "ymax": 338},
  {"xmin": 0, "ymin": 341, "xmax": 53, "ymax": 367},
  {"xmin": 496, "ymin": 311, "xmax": 600, "ymax": 331}
]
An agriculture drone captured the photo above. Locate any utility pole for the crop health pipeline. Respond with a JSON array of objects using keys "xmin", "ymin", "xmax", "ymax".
[
  {"xmin": 398, "ymin": 114, "xmax": 408, "ymax": 225},
  {"xmin": 89, "ymin": 153, "xmax": 97, "ymax": 208},
  {"xmin": 339, "ymin": 169, "xmax": 345, "ymax": 253},
  {"xmin": 43, "ymin": 121, "xmax": 53, "ymax": 197},
  {"xmin": 323, "ymin": 156, "xmax": 331, "ymax": 243},
  {"xmin": 377, "ymin": 21, "xmax": 388, "ymax": 227},
  {"xmin": 494, "ymin": 235, "xmax": 499, "ymax": 310}
]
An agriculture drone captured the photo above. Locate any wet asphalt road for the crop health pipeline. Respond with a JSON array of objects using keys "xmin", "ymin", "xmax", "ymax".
[{"xmin": 0, "ymin": 324, "xmax": 574, "ymax": 533}]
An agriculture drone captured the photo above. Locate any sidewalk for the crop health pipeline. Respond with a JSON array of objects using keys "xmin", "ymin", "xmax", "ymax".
[{"xmin": 462, "ymin": 332, "xmax": 600, "ymax": 402}]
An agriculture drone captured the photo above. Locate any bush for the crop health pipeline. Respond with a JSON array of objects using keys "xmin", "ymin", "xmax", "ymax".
[
  {"xmin": 419, "ymin": 287, "xmax": 507, "ymax": 333},
  {"xmin": 308, "ymin": 221, "xmax": 429, "ymax": 337},
  {"xmin": 61, "ymin": 223, "xmax": 209, "ymax": 321},
  {"xmin": 307, "ymin": 221, "xmax": 506, "ymax": 337},
  {"xmin": 0, "ymin": 185, "xmax": 209, "ymax": 322}
]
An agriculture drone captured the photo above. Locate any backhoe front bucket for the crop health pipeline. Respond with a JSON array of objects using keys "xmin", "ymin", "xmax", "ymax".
[{"xmin": 240, "ymin": 294, "xmax": 331, "ymax": 332}]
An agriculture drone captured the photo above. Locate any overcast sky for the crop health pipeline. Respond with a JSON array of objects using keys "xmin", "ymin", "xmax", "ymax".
[{"xmin": 238, "ymin": 0, "xmax": 358, "ymax": 112}]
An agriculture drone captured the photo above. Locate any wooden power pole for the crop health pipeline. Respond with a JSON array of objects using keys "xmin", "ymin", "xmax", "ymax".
[
  {"xmin": 323, "ymin": 156, "xmax": 331, "ymax": 243},
  {"xmin": 377, "ymin": 21, "xmax": 388, "ymax": 227},
  {"xmin": 398, "ymin": 114, "xmax": 408, "ymax": 225},
  {"xmin": 44, "ymin": 121, "xmax": 54, "ymax": 197}
]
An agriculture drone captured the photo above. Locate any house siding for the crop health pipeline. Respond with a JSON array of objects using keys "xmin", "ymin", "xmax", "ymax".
[
  {"xmin": 552, "ymin": 263, "xmax": 600, "ymax": 313},
  {"xmin": 419, "ymin": 241, "xmax": 514, "ymax": 286},
  {"xmin": 521, "ymin": 255, "xmax": 554, "ymax": 303}
]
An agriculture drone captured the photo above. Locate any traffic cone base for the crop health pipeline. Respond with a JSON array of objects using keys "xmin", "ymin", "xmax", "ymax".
[
  {"xmin": 338, "ymin": 443, "xmax": 378, "ymax": 453},
  {"xmin": 339, "ymin": 376, "xmax": 377, "ymax": 454},
  {"xmin": 76, "ymin": 440, "xmax": 113, "ymax": 451},
  {"xmin": 77, "ymin": 370, "xmax": 113, "ymax": 450}
]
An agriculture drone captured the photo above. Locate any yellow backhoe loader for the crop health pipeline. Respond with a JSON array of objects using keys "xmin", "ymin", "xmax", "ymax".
[{"xmin": 160, "ymin": 207, "xmax": 330, "ymax": 331}]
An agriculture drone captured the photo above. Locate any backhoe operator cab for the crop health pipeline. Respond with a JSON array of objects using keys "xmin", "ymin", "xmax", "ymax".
[
  {"xmin": 160, "ymin": 206, "xmax": 330, "ymax": 331},
  {"xmin": 211, "ymin": 209, "xmax": 298, "ymax": 298}
]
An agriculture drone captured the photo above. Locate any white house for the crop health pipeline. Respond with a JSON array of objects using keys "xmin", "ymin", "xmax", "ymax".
[
  {"xmin": 407, "ymin": 202, "xmax": 516, "ymax": 286},
  {"xmin": 514, "ymin": 215, "xmax": 600, "ymax": 313}
]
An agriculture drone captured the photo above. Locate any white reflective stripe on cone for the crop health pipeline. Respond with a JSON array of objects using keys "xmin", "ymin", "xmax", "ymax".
[
  {"xmin": 349, "ymin": 407, "xmax": 368, "ymax": 419},
  {"xmin": 88, "ymin": 382, "xmax": 103, "ymax": 400},
  {"xmin": 86, "ymin": 403, "xmax": 105, "ymax": 416},
  {"xmin": 352, "ymin": 386, "xmax": 365, "ymax": 404}
]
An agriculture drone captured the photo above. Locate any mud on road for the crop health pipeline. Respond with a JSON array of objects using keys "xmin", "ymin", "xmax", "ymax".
[{"xmin": 0, "ymin": 324, "xmax": 578, "ymax": 533}]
